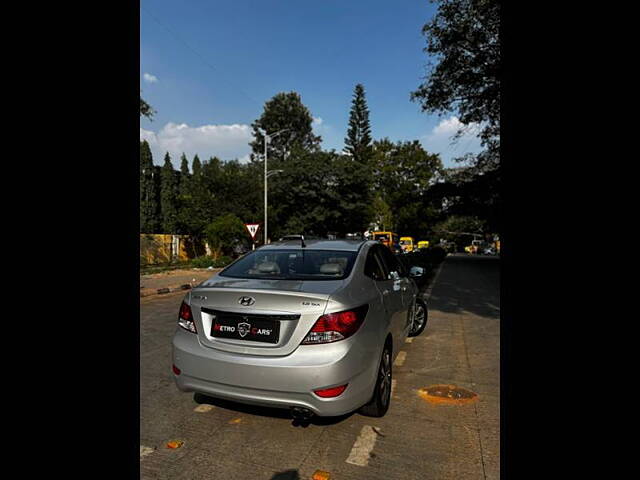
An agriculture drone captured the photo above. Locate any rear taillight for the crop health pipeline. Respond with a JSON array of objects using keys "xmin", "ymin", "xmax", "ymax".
[
  {"xmin": 172, "ymin": 364, "xmax": 181, "ymax": 375},
  {"xmin": 314, "ymin": 384, "xmax": 348, "ymax": 398},
  {"xmin": 178, "ymin": 301, "xmax": 197, "ymax": 333},
  {"xmin": 302, "ymin": 305, "xmax": 368, "ymax": 344}
]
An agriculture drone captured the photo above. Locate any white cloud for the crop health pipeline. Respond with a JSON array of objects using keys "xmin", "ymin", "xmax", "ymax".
[
  {"xmin": 312, "ymin": 117, "xmax": 323, "ymax": 126},
  {"xmin": 421, "ymin": 116, "xmax": 483, "ymax": 167},
  {"xmin": 143, "ymin": 73, "xmax": 158, "ymax": 83},
  {"xmin": 140, "ymin": 122, "xmax": 253, "ymax": 166}
]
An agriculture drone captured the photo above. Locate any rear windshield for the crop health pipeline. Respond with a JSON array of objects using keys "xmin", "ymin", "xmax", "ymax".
[{"xmin": 219, "ymin": 249, "xmax": 357, "ymax": 280}]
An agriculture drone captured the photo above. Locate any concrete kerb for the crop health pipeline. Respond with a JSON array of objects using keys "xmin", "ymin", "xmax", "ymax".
[
  {"xmin": 421, "ymin": 253, "xmax": 448, "ymax": 301},
  {"xmin": 139, "ymin": 268, "xmax": 223, "ymax": 298}
]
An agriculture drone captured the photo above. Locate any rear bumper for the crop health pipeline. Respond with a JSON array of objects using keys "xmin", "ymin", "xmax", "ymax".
[{"xmin": 172, "ymin": 328, "xmax": 379, "ymax": 416}]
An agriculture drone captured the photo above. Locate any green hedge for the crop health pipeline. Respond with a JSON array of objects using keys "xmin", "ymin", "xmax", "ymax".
[{"xmin": 190, "ymin": 255, "xmax": 233, "ymax": 269}]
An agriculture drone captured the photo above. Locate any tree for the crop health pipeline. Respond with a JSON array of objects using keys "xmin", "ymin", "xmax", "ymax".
[
  {"xmin": 332, "ymin": 152, "xmax": 374, "ymax": 234},
  {"xmin": 370, "ymin": 139, "xmax": 443, "ymax": 238},
  {"xmin": 192, "ymin": 154, "xmax": 202, "ymax": 177},
  {"xmin": 140, "ymin": 140, "xmax": 160, "ymax": 233},
  {"xmin": 204, "ymin": 214, "xmax": 248, "ymax": 259},
  {"xmin": 179, "ymin": 153, "xmax": 190, "ymax": 196},
  {"xmin": 160, "ymin": 153, "xmax": 179, "ymax": 233},
  {"xmin": 249, "ymin": 92, "xmax": 321, "ymax": 161},
  {"xmin": 268, "ymin": 148, "xmax": 340, "ymax": 239},
  {"xmin": 344, "ymin": 84, "xmax": 373, "ymax": 165},
  {"xmin": 411, "ymin": 0, "xmax": 500, "ymax": 170},
  {"xmin": 140, "ymin": 92, "xmax": 155, "ymax": 119}
]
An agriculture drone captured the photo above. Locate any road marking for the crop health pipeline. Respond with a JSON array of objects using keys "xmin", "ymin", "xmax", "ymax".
[
  {"xmin": 140, "ymin": 445, "xmax": 155, "ymax": 459},
  {"xmin": 391, "ymin": 379, "xmax": 397, "ymax": 397},
  {"xmin": 194, "ymin": 404, "xmax": 215, "ymax": 413},
  {"xmin": 394, "ymin": 351, "xmax": 407, "ymax": 367},
  {"xmin": 346, "ymin": 425, "xmax": 378, "ymax": 467},
  {"xmin": 405, "ymin": 337, "xmax": 413, "ymax": 343}
]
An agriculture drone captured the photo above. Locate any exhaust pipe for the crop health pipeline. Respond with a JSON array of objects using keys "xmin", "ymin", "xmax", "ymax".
[{"xmin": 290, "ymin": 406, "xmax": 314, "ymax": 422}]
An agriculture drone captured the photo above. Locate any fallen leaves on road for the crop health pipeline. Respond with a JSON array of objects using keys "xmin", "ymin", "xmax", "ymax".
[
  {"xmin": 228, "ymin": 417, "xmax": 243, "ymax": 424},
  {"xmin": 166, "ymin": 440, "xmax": 184, "ymax": 449}
]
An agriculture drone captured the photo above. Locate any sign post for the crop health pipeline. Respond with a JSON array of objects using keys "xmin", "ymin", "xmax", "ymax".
[{"xmin": 245, "ymin": 223, "xmax": 260, "ymax": 250}]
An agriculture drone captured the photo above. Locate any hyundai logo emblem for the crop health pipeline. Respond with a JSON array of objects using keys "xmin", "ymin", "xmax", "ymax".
[{"xmin": 238, "ymin": 296, "xmax": 255, "ymax": 306}]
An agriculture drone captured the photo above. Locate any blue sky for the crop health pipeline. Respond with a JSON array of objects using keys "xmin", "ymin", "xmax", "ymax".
[{"xmin": 140, "ymin": 0, "xmax": 483, "ymax": 168}]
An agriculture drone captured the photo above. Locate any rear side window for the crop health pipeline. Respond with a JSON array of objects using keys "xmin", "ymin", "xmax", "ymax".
[
  {"xmin": 378, "ymin": 246, "xmax": 406, "ymax": 279},
  {"xmin": 364, "ymin": 247, "xmax": 386, "ymax": 281}
]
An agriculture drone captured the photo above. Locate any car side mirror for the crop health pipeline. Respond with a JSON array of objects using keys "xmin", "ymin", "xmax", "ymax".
[{"xmin": 409, "ymin": 266, "xmax": 425, "ymax": 278}]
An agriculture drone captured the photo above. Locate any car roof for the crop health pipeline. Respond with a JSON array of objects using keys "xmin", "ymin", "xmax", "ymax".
[{"xmin": 260, "ymin": 239, "xmax": 369, "ymax": 252}]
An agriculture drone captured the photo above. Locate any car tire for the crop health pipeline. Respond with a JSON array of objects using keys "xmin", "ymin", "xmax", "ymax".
[
  {"xmin": 408, "ymin": 298, "xmax": 428, "ymax": 337},
  {"xmin": 360, "ymin": 344, "xmax": 392, "ymax": 417}
]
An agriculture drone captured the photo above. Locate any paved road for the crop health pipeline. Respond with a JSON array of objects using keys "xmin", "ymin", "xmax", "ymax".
[{"xmin": 140, "ymin": 254, "xmax": 500, "ymax": 480}]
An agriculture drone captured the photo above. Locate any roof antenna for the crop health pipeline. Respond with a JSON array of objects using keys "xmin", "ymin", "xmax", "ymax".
[{"xmin": 300, "ymin": 235, "xmax": 306, "ymax": 248}]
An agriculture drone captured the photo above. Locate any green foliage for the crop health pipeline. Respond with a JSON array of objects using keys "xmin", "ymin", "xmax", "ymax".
[
  {"xmin": 179, "ymin": 153, "xmax": 190, "ymax": 196},
  {"xmin": 140, "ymin": 141, "xmax": 160, "ymax": 233},
  {"xmin": 204, "ymin": 214, "xmax": 248, "ymax": 258},
  {"xmin": 370, "ymin": 139, "xmax": 443, "ymax": 237},
  {"xmin": 344, "ymin": 84, "xmax": 373, "ymax": 165},
  {"xmin": 249, "ymin": 92, "xmax": 321, "ymax": 160},
  {"xmin": 190, "ymin": 255, "xmax": 233, "ymax": 269},
  {"xmin": 411, "ymin": 0, "xmax": 500, "ymax": 170},
  {"xmin": 160, "ymin": 153, "xmax": 179, "ymax": 233},
  {"xmin": 432, "ymin": 215, "xmax": 486, "ymax": 246},
  {"xmin": 140, "ymin": 94, "xmax": 155, "ymax": 119}
]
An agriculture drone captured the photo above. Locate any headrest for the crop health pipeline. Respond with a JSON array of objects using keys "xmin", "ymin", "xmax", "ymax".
[
  {"xmin": 320, "ymin": 263, "xmax": 343, "ymax": 275},
  {"xmin": 257, "ymin": 261, "xmax": 280, "ymax": 273}
]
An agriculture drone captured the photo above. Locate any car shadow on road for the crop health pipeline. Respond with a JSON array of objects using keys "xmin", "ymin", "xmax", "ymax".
[{"xmin": 194, "ymin": 393, "xmax": 355, "ymax": 427}]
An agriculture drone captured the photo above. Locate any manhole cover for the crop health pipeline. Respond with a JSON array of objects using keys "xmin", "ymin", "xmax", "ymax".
[{"xmin": 418, "ymin": 384, "xmax": 478, "ymax": 404}]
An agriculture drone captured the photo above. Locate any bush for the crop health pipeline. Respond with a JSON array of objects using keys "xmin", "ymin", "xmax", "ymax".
[
  {"xmin": 190, "ymin": 255, "xmax": 233, "ymax": 269},
  {"xmin": 191, "ymin": 256, "xmax": 215, "ymax": 268},
  {"xmin": 212, "ymin": 256, "xmax": 232, "ymax": 268}
]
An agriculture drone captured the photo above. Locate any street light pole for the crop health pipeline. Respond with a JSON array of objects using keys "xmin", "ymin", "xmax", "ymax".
[
  {"xmin": 264, "ymin": 133, "xmax": 268, "ymax": 245},
  {"xmin": 262, "ymin": 128, "xmax": 288, "ymax": 245}
]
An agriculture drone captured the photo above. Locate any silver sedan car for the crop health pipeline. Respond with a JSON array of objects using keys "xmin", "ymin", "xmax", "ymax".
[{"xmin": 172, "ymin": 239, "xmax": 428, "ymax": 420}]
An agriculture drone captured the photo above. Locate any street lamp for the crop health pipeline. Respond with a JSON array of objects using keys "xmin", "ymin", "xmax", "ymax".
[{"xmin": 259, "ymin": 128, "xmax": 288, "ymax": 245}]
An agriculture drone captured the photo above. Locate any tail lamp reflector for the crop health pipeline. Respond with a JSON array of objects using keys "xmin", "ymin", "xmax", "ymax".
[
  {"xmin": 178, "ymin": 302, "xmax": 197, "ymax": 333},
  {"xmin": 314, "ymin": 384, "xmax": 348, "ymax": 398}
]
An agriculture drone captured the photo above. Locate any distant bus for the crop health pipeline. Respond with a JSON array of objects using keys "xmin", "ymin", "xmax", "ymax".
[{"xmin": 373, "ymin": 231, "xmax": 399, "ymax": 251}]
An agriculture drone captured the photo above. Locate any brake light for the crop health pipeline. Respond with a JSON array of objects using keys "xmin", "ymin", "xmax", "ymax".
[
  {"xmin": 314, "ymin": 384, "xmax": 348, "ymax": 398},
  {"xmin": 302, "ymin": 305, "xmax": 368, "ymax": 344},
  {"xmin": 178, "ymin": 301, "xmax": 197, "ymax": 333},
  {"xmin": 172, "ymin": 364, "xmax": 181, "ymax": 375}
]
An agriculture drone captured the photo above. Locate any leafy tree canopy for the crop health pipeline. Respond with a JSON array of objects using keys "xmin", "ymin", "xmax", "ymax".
[
  {"xmin": 140, "ymin": 93, "xmax": 155, "ymax": 120},
  {"xmin": 411, "ymin": 0, "xmax": 500, "ymax": 170},
  {"xmin": 249, "ymin": 92, "xmax": 321, "ymax": 161},
  {"xmin": 205, "ymin": 214, "xmax": 248, "ymax": 258}
]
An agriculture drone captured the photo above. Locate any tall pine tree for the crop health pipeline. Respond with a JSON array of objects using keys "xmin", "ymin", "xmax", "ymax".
[
  {"xmin": 179, "ymin": 153, "xmax": 190, "ymax": 196},
  {"xmin": 160, "ymin": 153, "xmax": 179, "ymax": 233},
  {"xmin": 341, "ymin": 84, "xmax": 374, "ymax": 232},
  {"xmin": 344, "ymin": 84, "xmax": 373, "ymax": 164},
  {"xmin": 140, "ymin": 140, "xmax": 160, "ymax": 233}
]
